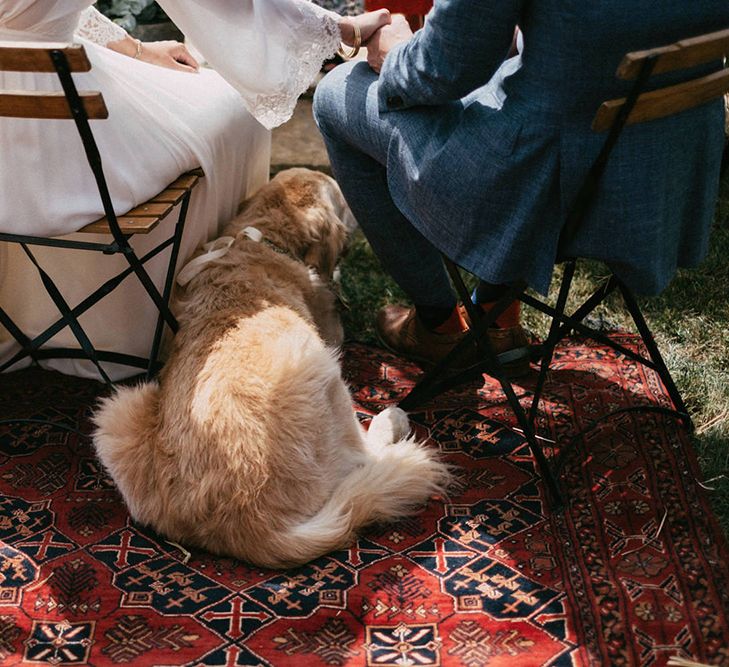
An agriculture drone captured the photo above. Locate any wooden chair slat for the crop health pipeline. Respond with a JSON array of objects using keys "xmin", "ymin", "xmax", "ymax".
[
  {"xmin": 125, "ymin": 202, "xmax": 174, "ymax": 218},
  {"xmin": 150, "ymin": 171, "xmax": 203, "ymax": 204},
  {"xmin": 0, "ymin": 91, "xmax": 108, "ymax": 120},
  {"xmin": 0, "ymin": 42, "xmax": 91, "ymax": 73},
  {"xmin": 150, "ymin": 188, "xmax": 188, "ymax": 205},
  {"xmin": 168, "ymin": 173, "xmax": 201, "ymax": 190},
  {"xmin": 77, "ymin": 169, "xmax": 203, "ymax": 235},
  {"xmin": 618, "ymin": 27, "xmax": 729, "ymax": 80},
  {"xmin": 78, "ymin": 217, "xmax": 163, "ymax": 235},
  {"xmin": 593, "ymin": 68, "xmax": 729, "ymax": 132}
]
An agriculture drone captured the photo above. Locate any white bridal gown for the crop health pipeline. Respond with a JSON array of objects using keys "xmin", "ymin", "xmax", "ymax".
[{"xmin": 0, "ymin": 0, "xmax": 340, "ymax": 379}]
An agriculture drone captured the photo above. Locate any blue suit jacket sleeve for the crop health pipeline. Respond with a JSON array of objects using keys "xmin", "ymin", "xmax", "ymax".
[{"xmin": 377, "ymin": 0, "xmax": 524, "ymax": 112}]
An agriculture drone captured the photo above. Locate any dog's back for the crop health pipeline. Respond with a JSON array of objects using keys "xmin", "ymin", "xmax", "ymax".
[{"xmin": 94, "ymin": 292, "xmax": 367, "ymax": 558}]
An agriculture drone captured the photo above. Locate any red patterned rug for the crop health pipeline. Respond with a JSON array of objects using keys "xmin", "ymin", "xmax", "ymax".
[{"xmin": 0, "ymin": 337, "xmax": 728, "ymax": 667}]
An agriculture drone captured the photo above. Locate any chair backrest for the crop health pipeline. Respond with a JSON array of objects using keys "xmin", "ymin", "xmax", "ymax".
[
  {"xmin": 0, "ymin": 41, "xmax": 108, "ymax": 120},
  {"xmin": 559, "ymin": 26, "xmax": 729, "ymax": 254},
  {"xmin": 593, "ymin": 27, "xmax": 729, "ymax": 131},
  {"xmin": 0, "ymin": 42, "xmax": 124, "ymax": 239}
]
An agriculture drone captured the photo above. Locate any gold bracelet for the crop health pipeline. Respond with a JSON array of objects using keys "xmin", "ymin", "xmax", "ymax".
[
  {"xmin": 338, "ymin": 22, "xmax": 361, "ymax": 59},
  {"xmin": 133, "ymin": 38, "xmax": 143, "ymax": 59}
]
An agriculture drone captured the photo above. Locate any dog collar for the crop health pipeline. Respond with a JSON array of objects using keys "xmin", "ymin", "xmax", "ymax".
[
  {"xmin": 176, "ymin": 226, "xmax": 292, "ymax": 287},
  {"xmin": 245, "ymin": 226, "xmax": 292, "ymax": 258}
]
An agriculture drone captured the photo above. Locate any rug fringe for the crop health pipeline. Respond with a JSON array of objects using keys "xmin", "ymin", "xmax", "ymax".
[
  {"xmin": 166, "ymin": 540, "xmax": 192, "ymax": 564},
  {"xmin": 667, "ymin": 657, "xmax": 714, "ymax": 667}
]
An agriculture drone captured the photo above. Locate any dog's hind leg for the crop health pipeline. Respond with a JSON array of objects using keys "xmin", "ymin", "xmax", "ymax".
[{"xmin": 365, "ymin": 407, "xmax": 411, "ymax": 455}]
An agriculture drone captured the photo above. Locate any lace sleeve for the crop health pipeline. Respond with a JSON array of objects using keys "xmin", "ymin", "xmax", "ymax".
[
  {"xmin": 157, "ymin": 0, "xmax": 342, "ymax": 129},
  {"xmin": 251, "ymin": 2, "xmax": 341, "ymax": 128},
  {"xmin": 75, "ymin": 7, "xmax": 129, "ymax": 47}
]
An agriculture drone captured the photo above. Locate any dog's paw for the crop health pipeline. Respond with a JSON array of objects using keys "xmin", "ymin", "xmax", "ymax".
[{"xmin": 367, "ymin": 407, "xmax": 411, "ymax": 446}]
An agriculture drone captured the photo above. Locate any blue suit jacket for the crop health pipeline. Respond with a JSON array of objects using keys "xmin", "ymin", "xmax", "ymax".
[{"xmin": 376, "ymin": 0, "xmax": 729, "ymax": 294}]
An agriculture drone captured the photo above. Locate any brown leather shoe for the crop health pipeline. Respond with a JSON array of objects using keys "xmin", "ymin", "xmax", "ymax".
[
  {"xmin": 376, "ymin": 305, "xmax": 468, "ymax": 367},
  {"xmin": 376, "ymin": 305, "xmax": 531, "ymax": 377}
]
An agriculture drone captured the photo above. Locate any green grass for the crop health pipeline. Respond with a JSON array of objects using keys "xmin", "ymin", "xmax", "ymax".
[{"xmin": 338, "ymin": 166, "xmax": 729, "ymax": 534}]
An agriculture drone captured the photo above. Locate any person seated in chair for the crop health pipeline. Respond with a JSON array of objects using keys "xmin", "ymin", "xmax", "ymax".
[
  {"xmin": 0, "ymin": 0, "xmax": 390, "ymax": 380},
  {"xmin": 313, "ymin": 0, "xmax": 729, "ymax": 375}
]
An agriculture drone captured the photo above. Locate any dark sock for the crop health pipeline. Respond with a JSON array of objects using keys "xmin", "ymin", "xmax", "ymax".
[
  {"xmin": 415, "ymin": 304, "xmax": 457, "ymax": 331},
  {"xmin": 475, "ymin": 281, "xmax": 509, "ymax": 303}
]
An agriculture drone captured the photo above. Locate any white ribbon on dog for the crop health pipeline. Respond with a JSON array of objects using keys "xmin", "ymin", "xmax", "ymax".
[{"xmin": 176, "ymin": 226, "xmax": 263, "ymax": 287}]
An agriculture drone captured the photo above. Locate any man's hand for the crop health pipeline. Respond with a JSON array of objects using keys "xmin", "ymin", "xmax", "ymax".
[{"xmin": 366, "ymin": 14, "xmax": 414, "ymax": 73}]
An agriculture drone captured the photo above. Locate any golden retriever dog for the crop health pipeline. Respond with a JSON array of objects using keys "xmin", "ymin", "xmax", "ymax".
[{"xmin": 92, "ymin": 168, "xmax": 451, "ymax": 569}]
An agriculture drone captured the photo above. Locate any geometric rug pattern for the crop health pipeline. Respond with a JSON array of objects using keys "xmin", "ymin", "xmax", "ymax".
[{"xmin": 0, "ymin": 337, "xmax": 728, "ymax": 666}]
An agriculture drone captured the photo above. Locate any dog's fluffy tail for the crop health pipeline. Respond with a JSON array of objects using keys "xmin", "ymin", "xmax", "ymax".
[
  {"xmin": 273, "ymin": 436, "xmax": 451, "ymax": 568},
  {"xmin": 91, "ymin": 382, "xmax": 161, "ymax": 523}
]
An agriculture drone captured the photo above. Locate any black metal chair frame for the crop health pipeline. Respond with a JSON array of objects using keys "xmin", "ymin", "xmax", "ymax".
[
  {"xmin": 0, "ymin": 48, "xmax": 193, "ymax": 385},
  {"xmin": 398, "ymin": 53, "xmax": 707, "ymax": 508}
]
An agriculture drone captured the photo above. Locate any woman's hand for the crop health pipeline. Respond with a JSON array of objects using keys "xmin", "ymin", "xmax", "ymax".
[
  {"xmin": 366, "ymin": 14, "xmax": 414, "ymax": 73},
  {"xmin": 108, "ymin": 36, "xmax": 199, "ymax": 73},
  {"xmin": 138, "ymin": 41, "xmax": 199, "ymax": 73},
  {"xmin": 339, "ymin": 9, "xmax": 391, "ymax": 47}
]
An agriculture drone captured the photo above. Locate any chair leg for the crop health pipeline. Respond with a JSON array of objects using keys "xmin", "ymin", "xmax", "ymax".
[
  {"xmin": 115, "ymin": 236, "xmax": 179, "ymax": 335},
  {"xmin": 398, "ymin": 275, "xmax": 527, "ymax": 411},
  {"xmin": 397, "ymin": 328, "xmax": 482, "ymax": 412},
  {"xmin": 0, "ymin": 306, "xmax": 39, "ymax": 371},
  {"xmin": 1, "ymin": 234, "xmax": 178, "ymax": 379},
  {"xmin": 618, "ymin": 282, "xmax": 693, "ymax": 430},
  {"xmin": 528, "ymin": 260, "xmax": 576, "ymax": 424},
  {"xmin": 398, "ymin": 258, "xmax": 561, "ymax": 506},
  {"xmin": 21, "ymin": 244, "xmax": 112, "ymax": 385},
  {"xmin": 146, "ymin": 191, "xmax": 191, "ymax": 379},
  {"xmin": 521, "ymin": 278, "xmax": 654, "ymax": 369},
  {"xmin": 488, "ymin": 354, "xmax": 563, "ymax": 507},
  {"xmin": 442, "ymin": 256, "xmax": 481, "ymax": 325},
  {"xmin": 543, "ymin": 276, "xmax": 619, "ymax": 344}
]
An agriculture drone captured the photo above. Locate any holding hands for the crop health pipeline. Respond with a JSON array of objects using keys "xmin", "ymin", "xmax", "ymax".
[
  {"xmin": 111, "ymin": 7, "xmax": 413, "ymax": 77},
  {"xmin": 339, "ymin": 8, "xmax": 392, "ymax": 47},
  {"xmin": 338, "ymin": 10, "xmax": 414, "ymax": 74},
  {"xmin": 110, "ymin": 9, "xmax": 412, "ymax": 76},
  {"xmin": 364, "ymin": 14, "xmax": 414, "ymax": 73}
]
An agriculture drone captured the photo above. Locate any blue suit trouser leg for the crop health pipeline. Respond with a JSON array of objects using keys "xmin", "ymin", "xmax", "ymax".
[{"xmin": 313, "ymin": 61, "xmax": 456, "ymax": 309}]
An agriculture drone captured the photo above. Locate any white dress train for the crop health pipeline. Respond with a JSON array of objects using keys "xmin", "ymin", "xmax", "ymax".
[{"xmin": 0, "ymin": 0, "xmax": 340, "ymax": 379}]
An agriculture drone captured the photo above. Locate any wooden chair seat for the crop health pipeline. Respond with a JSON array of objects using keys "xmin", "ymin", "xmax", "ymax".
[{"xmin": 78, "ymin": 169, "xmax": 203, "ymax": 235}]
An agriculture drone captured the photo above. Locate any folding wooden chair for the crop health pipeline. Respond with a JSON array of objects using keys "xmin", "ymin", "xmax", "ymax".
[
  {"xmin": 398, "ymin": 27, "xmax": 729, "ymax": 507},
  {"xmin": 0, "ymin": 42, "xmax": 202, "ymax": 384}
]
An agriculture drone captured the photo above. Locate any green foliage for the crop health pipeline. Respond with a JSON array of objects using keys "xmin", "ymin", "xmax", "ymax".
[{"xmin": 94, "ymin": 1, "xmax": 167, "ymax": 32}]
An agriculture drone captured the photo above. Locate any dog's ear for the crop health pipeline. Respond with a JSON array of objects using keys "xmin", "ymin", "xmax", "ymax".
[
  {"xmin": 302, "ymin": 174, "xmax": 356, "ymax": 277},
  {"xmin": 303, "ymin": 210, "xmax": 347, "ymax": 279}
]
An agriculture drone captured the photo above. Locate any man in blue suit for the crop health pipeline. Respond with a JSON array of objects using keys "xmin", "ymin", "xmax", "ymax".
[{"xmin": 313, "ymin": 1, "xmax": 729, "ymax": 371}]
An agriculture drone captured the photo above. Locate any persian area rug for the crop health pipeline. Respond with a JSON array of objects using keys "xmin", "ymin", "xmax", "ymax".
[{"xmin": 0, "ymin": 337, "xmax": 728, "ymax": 667}]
